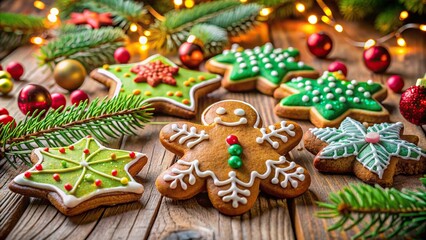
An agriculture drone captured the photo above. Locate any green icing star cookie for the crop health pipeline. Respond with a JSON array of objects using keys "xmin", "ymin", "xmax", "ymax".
[
  {"xmin": 9, "ymin": 136, "xmax": 147, "ymax": 216},
  {"xmin": 90, "ymin": 54, "xmax": 222, "ymax": 118},
  {"xmin": 274, "ymin": 71, "xmax": 389, "ymax": 127},
  {"xmin": 206, "ymin": 43, "xmax": 318, "ymax": 95}
]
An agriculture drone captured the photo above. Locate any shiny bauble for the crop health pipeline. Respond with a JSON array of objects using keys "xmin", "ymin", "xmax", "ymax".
[
  {"xmin": 18, "ymin": 84, "xmax": 52, "ymax": 115},
  {"xmin": 386, "ymin": 75, "xmax": 404, "ymax": 93},
  {"xmin": 328, "ymin": 61, "xmax": 347, "ymax": 77},
  {"xmin": 0, "ymin": 70, "xmax": 11, "ymax": 80},
  {"xmin": 6, "ymin": 61, "xmax": 24, "ymax": 80},
  {"xmin": 0, "ymin": 107, "xmax": 9, "ymax": 116},
  {"xmin": 54, "ymin": 59, "xmax": 87, "ymax": 91},
  {"xmin": 0, "ymin": 115, "xmax": 16, "ymax": 128},
  {"xmin": 70, "ymin": 90, "xmax": 89, "ymax": 106},
  {"xmin": 399, "ymin": 78, "xmax": 426, "ymax": 125},
  {"xmin": 179, "ymin": 42, "xmax": 204, "ymax": 69},
  {"xmin": 307, "ymin": 32, "xmax": 333, "ymax": 58},
  {"xmin": 363, "ymin": 46, "xmax": 391, "ymax": 73},
  {"xmin": 51, "ymin": 93, "xmax": 67, "ymax": 110},
  {"xmin": 114, "ymin": 47, "xmax": 131, "ymax": 64},
  {"xmin": 0, "ymin": 78, "xmax": 13, "ymax": 95}
]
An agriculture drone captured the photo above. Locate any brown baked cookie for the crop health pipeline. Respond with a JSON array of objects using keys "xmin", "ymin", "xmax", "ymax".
[
  {"xmin": 274, "ymin": 71, "xmax": 389, "ymax": 128},
  {"xmin": 90, "ymin": 54, "xmax": 221, "ymax": 118},
  {"xmin": 205, "ymin": 43, "xmax": 318, "ymax": 95},
  {"xmin": 9, "ymin": 136, "xmax": 147, "ymax": 216},
  {"xmin": 156, "ymin": 100, "xmax": 311, "ymax": 215},
  {"xmin": 304, "ymin": 117, "xmax": 426, "ymax": 187}
]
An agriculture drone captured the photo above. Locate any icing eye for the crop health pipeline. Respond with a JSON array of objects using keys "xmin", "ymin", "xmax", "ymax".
[
  {"xmin": 216, "ymin": 107, "xmax": 226, "ymax": 115},
  {"xmin": 234, "ymin": 108, "xmax": 245, "ymax": 116}
]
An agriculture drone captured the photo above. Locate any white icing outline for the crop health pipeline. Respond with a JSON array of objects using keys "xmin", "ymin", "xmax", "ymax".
[
  {"xmin": 234, "ymin": 108, "xmax": 245, "ymax": 116},
  {"xmin": 170, "ymin": 124, "xmax": 209, "ymax": 148},
  {"xmin": 216, "ymin": 107, "xmax": 226, "ymax": 115},
  {"xmin": 163, "ymin": 156, "xmax": 305, "ymax": 208},
  {"xmin": 13, "ymin": 138, "xmax": 145, "ymax": 208},
  {"xmin": 96, "ymin": 54, "xmax": 222, "ymax": 112},
  {"xmin": 256, "ymin": 121, "xmax": 296, "ymax": 149},
  {"xmin": 214, "ymin": 117, "xmax": 248, "ymax": 126}
]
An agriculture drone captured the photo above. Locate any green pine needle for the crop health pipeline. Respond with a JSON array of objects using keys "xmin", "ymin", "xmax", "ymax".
[
  {"xmin": 402, "ymin": 0, "xmax": 425, "ymax": 14},
  {"xmin": 316, "ymin": 177, "xmax": 426, "ymax": 239},
  {"xmin": 375, "ymin": 5, "xmax": 404, "ymax": 33},
  {"xmin": 0, "ymin": 95, "xmax": 153, "ymax": 166},
  {"xmin": 37, "ymin": 27, "xmax": 127, "ymax": 71},
  {"xmin": 189, "ymin": 24, "xmax": 228, "ymax": 57}
]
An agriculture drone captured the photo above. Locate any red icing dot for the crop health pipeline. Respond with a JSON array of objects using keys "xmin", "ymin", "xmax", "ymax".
[
  {"xmin": 111, "ymin": 169, "xmax": 118, "ymax": 176},
  {"xmin": 226, "ymin": 135, "xmax": 239, "ymax": 145},
  {"xmin": 129, "ymin": 152, "xmax": 136, "ymax": 159},
  {"xmin": 64, "ymin": 183, "xmax": 72, "ymax": 191},
  {"xmin": 59, "ymin": 147, "xmax": 65, "ymax": 154},
  {"xmin": 44, "ymin": 147, "xmax": 49, "ymax": 152},
  {"xmin": 35, "ymin": 164, "xmax": 43, "ymax": 171},
  {"xmin": 83, "ymin": 149, "xmax": 90, "ymax": 154},
  {"xmin": 69, "ymin": 145, "xmax": 75, "ymax": 150},
  {"xmin": 87, "ymin": 135, "xmax": 92, "ymax": 138},
  {"xmin": 53, "ymin": 173, "xmax": 60, "ymax": 181},
  {"xmin": 24, "ymin": 171, "xmax": 31, "ymax": 178},
  {"xmin": 95, "ymin": 179, "xmax": 102, "ymax": 187}
]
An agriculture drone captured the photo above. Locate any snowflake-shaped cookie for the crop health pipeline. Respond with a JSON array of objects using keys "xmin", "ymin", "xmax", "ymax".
[
  {"xmin": 304, "ymin": 117, "xmax": 426, "ymax": 187},
  {"xmin": 274, "ymin": 71, "xmax": 389, "ymax": 127},
  {"xmin": 9, "ymin": 136, "xmax": 147, "ymax": 216},
  {"xmin": 156, "ymin": 100, "xmax": 311, "ymax": 215},
  {"xmin": 206, "ymin": 43, "xmax": 318, "ymax": 95}
]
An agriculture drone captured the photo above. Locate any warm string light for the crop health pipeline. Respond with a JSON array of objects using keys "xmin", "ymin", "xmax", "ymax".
[
  {"xmin": 296, "ymin": 3, "xmax": 305, "ymax": 13},
  {"xmin": 130, "ymin": 23, "xmax": 138, "ymax": 32},
  {"xmin": 259, "ymin": 8, "xmax": 272, "ymax": 17},
  {"xmin": 308, "ymin": 15, "xmax": 318, "ymax": 24},
  {"xmin": 184, "ymin": 0, "xmax": 195, "ymax": 8},
  {"xmin": 30, "ymin": 36, "xmax": 44, "ymax": 45},
  {"xmin": 33, "ymin": 0, "xmax": 45, "ymax": 10}
]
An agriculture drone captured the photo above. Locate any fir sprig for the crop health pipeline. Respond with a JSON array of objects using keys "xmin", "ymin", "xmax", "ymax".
[
  {"xmin": 0, "ymin": 95, "xmax": 153, "ymax": 166},
  {"xmin": 316, "ymin": 178, "xmax": 426, "ymax": 239},
  {"xmin": 37, "ymin": 27, "xmax": 127, "ymax": 71}
]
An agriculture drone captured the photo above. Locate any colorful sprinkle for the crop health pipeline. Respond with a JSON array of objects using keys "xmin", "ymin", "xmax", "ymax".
[
  {"xmin": 184, "ymin": 81, "xmax": 191, "ymax": 86},
  {"xmin": 182, "ymin": 99, "xmax": 190, "ymax": 105},
  {"xmin": 24, "ymin": 172, "xmax": 31, "ymax": 178},
  {"xmin": 188, "ymin": 77, "xmax": 195, "ymax": 82},
  {"xmin": 133, "ymin": 89, "xmax": 141, "ymax": 95},
  {"xmin": 44, "ymin": 147, "xmax": 49, "ymax": 152},
  {"xmin": 64, "ymin": 183, "xmax": 72, "ymax": 191},
  {"xmin": 120, "ymin": 177, "xmax": 129, "ymax": 185},
  {"xmin": 129, "ymin": 152, "xmax": 136, "ymax": 159},
  {"xmin": 35, "ymin": 164, "xmax": 43, "ymax": 171},
  {"xmin": 61, "ymin": 161, "xmax": 68, "ymax": 168},
  {"xmin": 120, "ymin": 88, "xmax": 125, "ymax": 92},
  {"xmin": 124, "ymin": 73, "xmax": 131, "ymax": 77},
  {"xmin": 198, "ymin": 75, "xmax": 205, "ymax": 81},
  {"xmin": 228, "ymin": 144, "xmax": 243, "ymax": 156},
  {"xmin": 228, "ymin": 156, "xmax": 242, "ymax": 169},
  {"xmin": 69, "ymin": 145, "xmax": 74, "ymax": 150},
  {"xmin": 111, "ymin": 169, "xmax": 118, "ymax": 176},
  {"xmin": 83, "ymin": 148, "xmax": 90, "ymax": 155},
  {"xmin": 59, "ymin": 147, "xmax": 65, "ymax": 154},
  {"xmin": 53, "ymin": 173, "xmax": 60, "ymax": 181},
  {"xmin": 166, "ymin": 91, "xmax": 174, "ymax": 96},
  {"xmin": 115, "ymin": 67, "xmax": 121, "ymax": 72},
  {"xmin": 95, "ymin": 179, "xmax": 102, "ymax": 187},
  {"xmin": 102, "ymin": 64, "xmax": 110, "ymax": 70},
  {"xmin": 111, "ymin": 153, "xmax": 117, "ymax": 160},
  {"xmin": 85, "ymin": 174, "xmax": 94, "ymax": 182},
  {"xmin": 144, "ymin": 91, "xmax": 152, "ymax": 96},
  {"xmin": 226, "ymin": 135, "xmax": 239, "ymax": 145},
  {"xmin": 175, "ymin": 91, "xmax": 183, "ymax": 97}
]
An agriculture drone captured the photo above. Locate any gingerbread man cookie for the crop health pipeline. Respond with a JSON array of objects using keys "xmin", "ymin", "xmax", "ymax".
[
  {"xmin": 304, "ymin": 117, "xmax": 426, "ymax": 187},
  {"xmin": 156, "ymin": 100, "xmax": 311, "ymax": 215},
  {"xmin": 205, "ymin": 43, "xmax": 319, "ymax": 95}
]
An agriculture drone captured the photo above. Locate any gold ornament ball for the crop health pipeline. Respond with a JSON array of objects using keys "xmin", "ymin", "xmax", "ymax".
[
  {"xmin": 54, "ymin": 59, "xmax": 87, "ymax": 91},
  {"xmin": 0, "ymin": 70, "xmax": 12, "ymax": 80},
  {"xmin": 0, "ymin": 78, "xmax": 13, "ymax": 95}
]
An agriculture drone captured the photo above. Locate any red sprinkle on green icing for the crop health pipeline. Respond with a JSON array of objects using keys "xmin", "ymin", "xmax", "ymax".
[
  {"xmin": 35, "ymin": 164, "xmax": 43, "ymax": 171},
  {"xmin": 64, "ymin": 183, "xmax": 72, "ymax": 191},
  {"xmin": 53, "ymin": 173, "xmax": 60, "ymax": 181},
  {"xmin": 24, "ymin": 172, "xmax": 31, "ymax": 178},
  {"xmin": 69, "ymin": 145, "xmax": 74, "ymax": 150},
  {"xmin": 59, "ymin": 148, "xmax": 65, "ymax": 154}
]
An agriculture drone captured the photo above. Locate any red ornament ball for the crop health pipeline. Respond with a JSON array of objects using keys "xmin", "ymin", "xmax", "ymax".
[
  {"xmin": 179, "ymin": 42, "xmax": 204, "ymax": 69},
  {"xmin": 328, "ymin": 61, "xmax": 348, "ymax": 76},
  {"xmin": 114, "ymin": 47, "xmax": 131, "ymax": 64},
  {"xmin": 6, "ymin": 61, "xmax": 24, "ymax": 80},
  {"xmin": 51, "ymin": 93, "xmax": 67, "ymax": 110},
  {"xmin": 226, "ymin": 135, "xmax": 239, "ymax": 145},
  {"xmin": 386, "ymin": 75, "xmax": 404, "ymax": 93},
  {"xmin": 363, "ymin": 46, "xmax": 391, "ymax": 73},
  {"xmin": 70, "ymin": 90, "xmax": 89, "ymax": 106},
  {"xmin": 307, "ymin": 32, "xmax": 333, "ymax": 58},
  {"xmin": 53, "ymin": 173, "xmax": 60, "ymax": 181},
  {"xmin": 0, "ymin": 107, "xmax": 8, "ymax": 116},
  {"xmin": 18, "ymin": 84, "xmax": 52, "ymax": 115},
  {"xmin": 0, "ymin": 115, "xmax": 16, "ymax": 128},
  {"xmin": 399, "ymin": 79, "xmax": 426, "ymax": 125}
]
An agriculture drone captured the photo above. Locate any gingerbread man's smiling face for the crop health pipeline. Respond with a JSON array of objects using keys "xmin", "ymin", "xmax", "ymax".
[{"xmin": 202, "ymin": 100, "xmax": 261, "ymax": 128}]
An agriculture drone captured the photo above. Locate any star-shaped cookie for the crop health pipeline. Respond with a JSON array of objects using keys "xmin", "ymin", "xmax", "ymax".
[
  {"xmin": 90, "ymin": 54, "xmax": 222, "ymax": 118},
  {"xmin": 205, "ymin": 43, "xmax": 319, "ymax": 95},
  {"xmin": 68, "ymin": 10, "xmax": 113, "ymax": 29},
  {"xmin": 9, "ymin": 136, "xmax": 147, "ymax": 216},
  {"xmin": 156, "ymin": 100, "xmax": 311, "ymax": 215},
  {"xmin": 304, "ymin": 117, "xmax": 426, "ymax": 187},
  {"xmin": 274, "ymin": 71, "xmax": 389, "ymax": 127}
]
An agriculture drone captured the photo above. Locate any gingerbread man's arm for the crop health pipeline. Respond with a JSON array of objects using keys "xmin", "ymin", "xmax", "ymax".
[
  {"xmin": 160, "ymin": 122, "xmax": 211, "ymax": 156},
  {"xmin": 255, "ymin": 120, "xmax": 303, "ymax": 155}
]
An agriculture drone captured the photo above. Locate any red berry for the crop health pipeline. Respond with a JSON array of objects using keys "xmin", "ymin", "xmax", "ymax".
[
  {"xmin": 59, "ymin": 147, "xmax": 66, "ymax": 153},
  {"xmin": 226, "ymin": 135, "xmax": 239, "ymax": 145},
  {"xmin": 51, "ymin": 93, "xmax": 67, "ymax": 110},
  {"xmin": 64, "ymin": 183, "xmax": 72, "ymax": 191},
  {"xmin": 114, "ymin": 47, "xmax": 131, "ymax": 64},
  {"xmin": 53, "ymin": 173, "xmax": 60, "ymax": 181},
  {"xmin": 129, "ymin": 152, "xmax": 136, "ymax": 159},
  {"xmin": 6, "ymin": 61, "xmax": 24, "ymax": 80},
  {"xmin": 0, "ymin": 115, "xmax": 16, "ymax": 128},
  {"xmin": 70, "ymin": 90, "xmax": 89, "ymax": 106},
  {"xmin": 44, "ymin": 147, "xmax": 49, "ymax": 152},
  {"xmin": 95, "ymin": 179, "xmax": 102, "ymax": 187},
  {"xmin": 84, "ymin": 148, "xmax": 90, "ymax": 154},
  {"xmin": 35, "ymin": 163, "xmax": 43, "ymax": 171},
  {"xmin": 24, "ymin": 171, "xmax": 31, "ymax": 178},
  {"xmin": 0, "ymin": 107, "xmax": 8, "ymax": 116},
  {"xmin": 69, "ymin": 145, "xmax": 74, "ymax": 150},
  {"xmin": 387, "ymin": 75, "xmax": 404, "ymax": 93},
  {"xmin": 328, "ymin": 61, "xmax": 348, "ymax": 76},
  {"xmin": 111, "ymin": 169, "xmax": 118, "ymax": 176}
]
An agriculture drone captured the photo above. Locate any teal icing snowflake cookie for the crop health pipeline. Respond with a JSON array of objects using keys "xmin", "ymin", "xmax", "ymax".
[
  {"xmin": 274, "ymin": 71, "xmax": 389, "ymax": 127},
  {"xmin": 304, "ymin": 117, "xmax": 426, "ymax": 187},
  {"xmin": 205, "ymin": 43, "xmax": 319, "ymax": 95}
]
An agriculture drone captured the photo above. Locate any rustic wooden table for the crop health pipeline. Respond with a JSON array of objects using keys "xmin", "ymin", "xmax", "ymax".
[{"xmin": 1, "ymin": 2, "xmax": 425, "ymax": 239}]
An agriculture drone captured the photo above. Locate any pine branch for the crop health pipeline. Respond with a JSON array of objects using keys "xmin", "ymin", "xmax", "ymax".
[
  {"xmin": 37, "ymin": 27, "xmax": 127, "ymax": 71},
  {"xmin": 256, "ymin": 0, "xmax": 314, "ymax": 18},
  {"xmin": 316, "ymin": 179, "xmax": 426, "ymax": 239},
  {"xmin": 375, "ymin": 5, "xmax": 404, "ymax": 33},
  {"xmin": 0, "ymin": 95, "xmax": 153, "ymax": 166},
  {"xmin": 338, "ymin": 0, "xmax": 387, "ymax": 20},
  {"xmin": 402, "ymin": 0, "xmax": 425, "ymax": 14},
  {"xmin": 189, "ymin": 24, "xmax": 228, "ymax": 57}
]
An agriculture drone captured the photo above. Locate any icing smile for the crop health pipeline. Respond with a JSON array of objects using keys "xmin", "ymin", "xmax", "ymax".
[{"xmin": 214, "ymin": 117, "xmax": 247, "ymax": 126}]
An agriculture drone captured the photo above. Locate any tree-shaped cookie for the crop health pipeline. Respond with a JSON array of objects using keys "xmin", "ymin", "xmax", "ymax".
[
  {"xmin": 90, "ymin": 54, "xmax": 222, "ymax": 118},
  {"xmin": 304, "ymin": 117, "xmax": 426, "ymax": 187},
  {"xmin": 9, "ymin": 136, "xmax": 147, "ymax": 216},
  {"xmin": 205, "ymin": 43, "xmax": 318, "ymax": 95},
  {"xmin": 273, "ymin": 71, "xmax": 389, "ymax": 127},
  {"xmin": 156, "ymin": 100, "xmax": 311, "ymax": 215}
]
